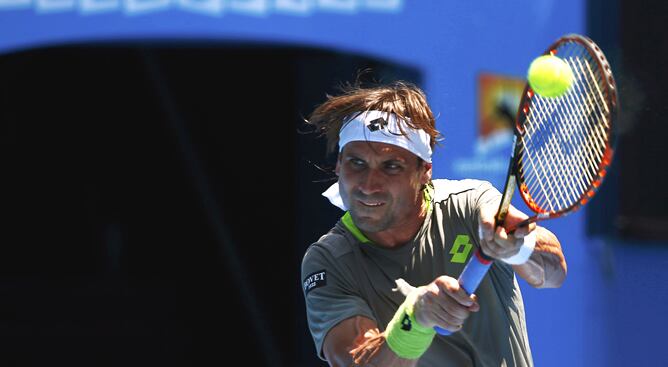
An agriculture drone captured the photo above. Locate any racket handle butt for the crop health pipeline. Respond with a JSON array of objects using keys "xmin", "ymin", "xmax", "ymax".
[{"xmin": 434, "ymin": 326, "xmax": 451, "ymax": 335}]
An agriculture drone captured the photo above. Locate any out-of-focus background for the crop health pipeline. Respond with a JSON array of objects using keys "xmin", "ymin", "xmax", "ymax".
[{"xmin": 0, "ymin": 1, "xmax": 666, "ymax": 366}]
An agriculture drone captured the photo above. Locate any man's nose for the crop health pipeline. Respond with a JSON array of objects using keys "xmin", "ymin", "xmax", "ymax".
[{"xmin": 357, "ymin": 169, "xmax": 384, "ymax": 195}]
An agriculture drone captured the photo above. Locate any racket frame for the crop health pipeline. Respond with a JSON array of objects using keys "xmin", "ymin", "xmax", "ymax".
[
  {"xmin": 435, "ymin": 34, "xmax": 619, "ymax": 336},
  {"xmin": 508, "ymin": 34, "xmax": 618, "ymax": 228}
]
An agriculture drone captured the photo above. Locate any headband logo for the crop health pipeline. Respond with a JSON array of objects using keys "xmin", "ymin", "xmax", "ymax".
[{"xmin": 367, "ymin": 117, "xmax": 388, "ymax": 132}]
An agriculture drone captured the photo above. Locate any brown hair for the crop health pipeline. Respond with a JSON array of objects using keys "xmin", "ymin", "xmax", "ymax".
[{"xmin": 306, "ymin": 81, "xmax": 442, "ymax": 155}]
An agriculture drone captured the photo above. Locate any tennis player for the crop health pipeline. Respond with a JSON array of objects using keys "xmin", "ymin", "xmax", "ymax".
[{"xmin": 300, "ymin": 81, "xmax": 567, "ymax": 366}]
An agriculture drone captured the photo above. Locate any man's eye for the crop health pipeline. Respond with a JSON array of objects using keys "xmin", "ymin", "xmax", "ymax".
[{"xmin": 350, "ymin": 159, "xmax": 365, "ymax": 167}]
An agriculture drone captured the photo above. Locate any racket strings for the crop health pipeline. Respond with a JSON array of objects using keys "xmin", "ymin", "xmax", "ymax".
[
  {"xmin": 523, "ymin": 69, "xmax": 606, "ymax": 210},
  {"xmin": 523, "ymin": 91, "xmax": 601, "ymax": 210},
  {"xmin": 519, "ymin": 43, "xmax": 611, "ymax": 213},
  {"xmin": 547, "ymin": 59, "xmax": 602, "ymax": 184},
  {"xmin": 523, "ymin": 90, "xmax": 593, "ymax": 209},
  {"xmin": 565, "ymin": 62, "xmax": 607, "ymax": 177}
]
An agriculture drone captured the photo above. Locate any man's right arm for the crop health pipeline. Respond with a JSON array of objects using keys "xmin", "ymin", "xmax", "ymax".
[
  {"xmin": 323, "ymin": 315, "xmax": 417, "ymax": 367},
  {"xmin": 321, "ymin": 276, "xmax": 479, "ymax": 366}
]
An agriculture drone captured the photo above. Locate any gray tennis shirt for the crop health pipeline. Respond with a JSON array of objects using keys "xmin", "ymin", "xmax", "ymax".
[{"xmin": 301, "ymin": 179, "xmax": 533, "ymax": 367}]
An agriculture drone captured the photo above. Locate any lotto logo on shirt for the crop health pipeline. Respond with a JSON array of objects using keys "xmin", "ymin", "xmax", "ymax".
[
  {"xmin": 303, "ymin": 270, "xmax": 327, "ymax": 295},
  {"xmin": 450, "ymin": 235, "xmax": 473, "ymax": 263}
]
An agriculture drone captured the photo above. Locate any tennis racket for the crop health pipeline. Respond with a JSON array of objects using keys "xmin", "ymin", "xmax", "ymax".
[{"xmin": 435, "ymin": 34, "xmax": 618, "ymax": 335}]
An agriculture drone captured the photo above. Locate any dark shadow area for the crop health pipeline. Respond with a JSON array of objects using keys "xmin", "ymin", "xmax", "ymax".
[
  {"xmin": 587, "ymin": 0, "xmax": 668, "ymax": 242},
  {"xmin": 0, "ymin": 43, "xmax": 420, "ymax": 366}
]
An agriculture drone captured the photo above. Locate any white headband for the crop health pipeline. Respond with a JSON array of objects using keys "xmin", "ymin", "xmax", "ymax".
[
  {"xmin": 323, "ymin": 110, "xmax": 432, "ymax": 210},
  {"xmin": 338, "ymin": 110, "xmax": 432, "ymax": 163}
]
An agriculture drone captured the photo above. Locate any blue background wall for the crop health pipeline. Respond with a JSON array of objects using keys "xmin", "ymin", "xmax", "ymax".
[{"xmin": 1, "ymin": 1, "xmax": 666, "ymax": 366}]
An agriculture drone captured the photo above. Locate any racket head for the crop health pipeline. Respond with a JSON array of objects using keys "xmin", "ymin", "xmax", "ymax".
[{"xmin": 514, "ymin": 34, "xmax": 618, "ymax": 222}]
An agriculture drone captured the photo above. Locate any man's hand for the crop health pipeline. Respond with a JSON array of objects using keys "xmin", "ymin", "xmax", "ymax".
[
  {"xmin": 398, "ymin": 277, "xmax": 479, "ymax": 333},
  {"xmin": 477, "ymin": 202, "xmax": 536, "ymax": 260}
]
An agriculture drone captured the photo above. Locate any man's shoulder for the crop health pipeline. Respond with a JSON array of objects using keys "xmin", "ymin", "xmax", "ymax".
[
  {"xmin": 431, "ymin": 178, "xmax": 494, "ymax": 202},
  {"xmin": 304, "ymin": 222, "xmax": 355, "ymax": 261}
]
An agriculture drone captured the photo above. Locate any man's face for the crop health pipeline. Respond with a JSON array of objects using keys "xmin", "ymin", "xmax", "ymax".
[{"xmin": 336, "ymin": 141, "xmax": 431, "ymax": 234}]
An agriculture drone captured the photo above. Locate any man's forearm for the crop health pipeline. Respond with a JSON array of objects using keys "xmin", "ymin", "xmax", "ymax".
[
  {"xmin": 348, "ymin": 332, "xmax": 419, "ymax": 367},
  {"xmin": 513, "ymin": 226, "xmax": 567, "ymax": 288}
]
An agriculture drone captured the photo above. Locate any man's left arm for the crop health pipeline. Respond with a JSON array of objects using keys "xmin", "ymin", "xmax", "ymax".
[
  {"xmin": 512, "ymin": 226, "xmax": 567, "ymax": 288},
  {"xmin": 478, "ymin": 203, "xmax": 567, "ymax": 289}
]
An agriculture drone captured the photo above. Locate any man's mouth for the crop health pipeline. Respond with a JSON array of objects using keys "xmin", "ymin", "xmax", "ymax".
[{"xmin": 359, "ymin": 200, "xmax": 384, "ymax": 207}]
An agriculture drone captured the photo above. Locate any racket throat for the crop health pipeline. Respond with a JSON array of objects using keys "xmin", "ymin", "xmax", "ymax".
[{"xmin": 495, "ymin": 156, "xmax": 519, "ymax": 227}]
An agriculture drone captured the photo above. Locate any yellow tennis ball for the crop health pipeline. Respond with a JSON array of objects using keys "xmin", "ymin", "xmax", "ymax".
[{"xmin": 527, "ymin": 55, "xmax": 574, "ymax": 98}]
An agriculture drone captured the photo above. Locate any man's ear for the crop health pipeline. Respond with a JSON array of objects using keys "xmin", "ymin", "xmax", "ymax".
[
  {"xmin": 335, "ymin": 158, "xmax": 341, "ymax": 176},
  {"xmin": 422, "ymin": 162, "xmax": 432, "ymax": 185}
]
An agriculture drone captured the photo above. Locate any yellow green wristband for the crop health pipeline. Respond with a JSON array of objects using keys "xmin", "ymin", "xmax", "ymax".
[{"xmin": 385, "ymin": 289, "xmax": 436, "ymax": 359}]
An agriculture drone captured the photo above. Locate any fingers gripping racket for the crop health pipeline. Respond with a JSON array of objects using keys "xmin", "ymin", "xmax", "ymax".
[{"xmin": 435, "ymin": 34, "xmax": 618, "ymax": 335}]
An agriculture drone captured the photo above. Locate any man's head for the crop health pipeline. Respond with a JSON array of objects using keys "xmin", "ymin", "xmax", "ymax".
[
  {"xmin": 335, "ymin": 140, "xmax": 432, "ymax": 235},
  {"xmin": 308, "ymin": 81, "xmax": 440, "ymax": 155},
  {"xmin": 309, "ymin": 82, "xmax": 441, "ymax": 236}
]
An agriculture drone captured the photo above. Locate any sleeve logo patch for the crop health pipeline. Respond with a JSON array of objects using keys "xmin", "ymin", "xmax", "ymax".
[{"xmin": 303, "ymin": 270, "xmax": 327, "ymax": 295}]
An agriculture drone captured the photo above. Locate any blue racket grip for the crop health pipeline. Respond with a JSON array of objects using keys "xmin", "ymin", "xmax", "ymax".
[{"xmin": 434, "ymin": 249, "xmax": 493, "ymax": 335}]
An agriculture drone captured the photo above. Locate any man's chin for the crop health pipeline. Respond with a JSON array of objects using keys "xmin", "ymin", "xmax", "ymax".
[{"xmin": 350, "ymin": 212, "xmax": 386, "ymax": 233}]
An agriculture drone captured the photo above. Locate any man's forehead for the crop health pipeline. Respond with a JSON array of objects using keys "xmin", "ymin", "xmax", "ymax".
[{"xmin": 341, "ymin": 141, "xmax": 416, "ymax": 160}]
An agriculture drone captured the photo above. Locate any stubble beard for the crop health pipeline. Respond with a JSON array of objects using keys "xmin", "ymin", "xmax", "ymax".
[{"xmin": 349, "ymin": 200, "xmax": 394, "ymax": 233}]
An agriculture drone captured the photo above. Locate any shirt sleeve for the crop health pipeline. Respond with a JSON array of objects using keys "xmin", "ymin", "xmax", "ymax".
[
  {"xmin": 473, "ymin": 180, "xmax": 503, "ymax": 211},
  {"xmin": 301, "ymin": 240, "xmax": 376, "ymax": 361}
]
